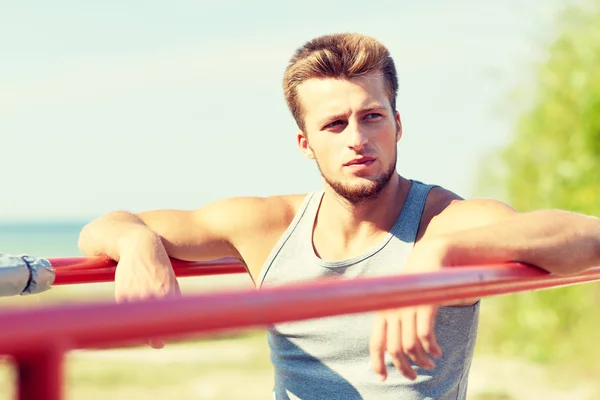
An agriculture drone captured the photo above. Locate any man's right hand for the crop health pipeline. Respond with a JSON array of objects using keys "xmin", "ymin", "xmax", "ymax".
[{"xmin": 114, "ymin": 230, "xmax": 182, "ymax": 348}]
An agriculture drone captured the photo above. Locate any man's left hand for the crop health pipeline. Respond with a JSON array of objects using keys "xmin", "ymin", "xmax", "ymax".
[{"xmin": 369, "ymin": 239, "xmax": 448, "ymax": 381}]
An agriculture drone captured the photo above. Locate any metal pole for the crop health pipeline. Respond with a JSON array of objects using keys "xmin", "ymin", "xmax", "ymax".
[
  {"xmin": 15, "ymin": 348, "xmax": 64, "ymax": 400},
  {"xmin": 48, "ymin": 256, "xmax": 246, "ymax": 285},
  {"xmin": 0, "ymin": 264, "xmax": 599, "ymax": 354}
]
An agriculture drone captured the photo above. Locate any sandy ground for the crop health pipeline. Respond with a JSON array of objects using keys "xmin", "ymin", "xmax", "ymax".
[{"xmin": 58, "ymin": 342, "xmax": 597, "ymax": 400}]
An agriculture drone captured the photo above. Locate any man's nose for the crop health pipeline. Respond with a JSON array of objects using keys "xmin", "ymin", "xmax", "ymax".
[{"xmin": 346, "ymin": 123, "xmax": 368, "ymax": 151}]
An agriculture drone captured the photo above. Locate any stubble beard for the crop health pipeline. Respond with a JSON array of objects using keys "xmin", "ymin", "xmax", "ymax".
[{"xmin": 315, "ymin": 148, "xmax": 398, "ymax": 205}]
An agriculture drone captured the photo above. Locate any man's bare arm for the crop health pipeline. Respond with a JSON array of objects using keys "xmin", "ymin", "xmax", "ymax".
[
  {"xmin": 77, "ymin": 195, "xmax": 301, "ymax": 348},
  {"xmin": 429, "ymin": 202, "xmax": 600, "ymax": 275},
  {"xmin": 78, "ymin": 195, "xmax": 303, "ymax": 280},
  {"xmin": 371, "ymin": 197, "xmax": 600, "ymax": 380}
]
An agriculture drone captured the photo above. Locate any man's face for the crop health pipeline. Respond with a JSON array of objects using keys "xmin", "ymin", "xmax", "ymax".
[{"xmin": 296, "ymin": 72, "xmax": 401, "ymax": 204}]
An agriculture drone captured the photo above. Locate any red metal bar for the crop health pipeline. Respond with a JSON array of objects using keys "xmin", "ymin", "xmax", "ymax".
[
  {"xmin": 16, "ymin": 348, "xmax": 63, "ymax": 400},
  {"xmin": 48, "ymin": 256, "xmax": 246, "ymax": 285},
  {"xmin": 1, "ymin": 263, "xmax": 599, "ymax": 355}
]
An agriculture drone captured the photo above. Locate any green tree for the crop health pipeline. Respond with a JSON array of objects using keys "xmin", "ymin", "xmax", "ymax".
[{"xmin": 475, "ymin": 0, "xmax": 600, "ymax": 369}]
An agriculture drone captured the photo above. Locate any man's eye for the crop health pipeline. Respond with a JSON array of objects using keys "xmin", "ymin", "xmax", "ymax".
[
  {"xmin": 365, "ymin": 113, "xmax": 382, "ymax": 120},
  {"xmin": 324, "ymin": 120, "xmax": 344, "ymax": 129}
]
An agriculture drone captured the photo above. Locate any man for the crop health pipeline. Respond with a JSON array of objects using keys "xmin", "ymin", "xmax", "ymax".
[{"xmin": 78, "ymin": 33, "xmax": 600, "ymax": 399}]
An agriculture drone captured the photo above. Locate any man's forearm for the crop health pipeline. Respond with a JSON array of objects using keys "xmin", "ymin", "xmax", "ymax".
[
  {"xmin": 78, "ymin": 211, "xmax": 160, "ymax": 261},
  {"xmin": 440, "ymin": 210, "xmax": 600, "ymax": 275}
]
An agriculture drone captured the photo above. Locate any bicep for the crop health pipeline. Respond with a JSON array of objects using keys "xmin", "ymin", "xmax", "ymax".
[
  {"xmin": 135, "ymin": 206, "xmax": 240, "ymax": 262},
  {"xmin": 135, "ymin": 196, "xmax": 298, "ymax": 263},
  {"xmin": 423, "ymin": 198, "xmax": 518, "ymax": 239}
]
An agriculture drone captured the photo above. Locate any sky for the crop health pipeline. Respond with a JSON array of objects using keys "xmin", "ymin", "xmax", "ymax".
[{"xmin": 0, "ymin": 0, "xmax": 576, "ymax": 221}]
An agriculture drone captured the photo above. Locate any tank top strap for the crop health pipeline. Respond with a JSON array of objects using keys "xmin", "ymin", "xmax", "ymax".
[
  {"xmin": 391, "ymin": 180, "xmax": 436, "ymax": 244},
  {"xmin": 256, "ymin": 191, "xmax": 322, "ymax": 287}
]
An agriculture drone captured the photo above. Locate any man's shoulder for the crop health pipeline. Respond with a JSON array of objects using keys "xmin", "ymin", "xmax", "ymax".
[
  {"xmin": 205, "ymin": 193, "xmax": 310, "ymax": 234},
  {"xmin": 238, "ymin": 193, "xmax": 311, "ymax": 230},
  {"xmin": 417, "ymin": 185, "xmax": 516, "ymax": 240},
  {"xmin": 263, "ymin": 193, "xmax": 311, "ymax": 217},
  {"xmin": 420, "ymin": 185, "xmax": 463, "ymax": 223},
  {"xmin": 217, "ymin": 193, "xmax": 313, "ymax": 279}
]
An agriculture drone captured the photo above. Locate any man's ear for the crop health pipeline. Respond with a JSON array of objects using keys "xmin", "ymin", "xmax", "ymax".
[
  {"xmin": 395, "ymin": 111, "xmax": 403, "ymax": 143},
  {"xmin": 297, "ymin": 130, "xmax": 315, "ymax": 159}
]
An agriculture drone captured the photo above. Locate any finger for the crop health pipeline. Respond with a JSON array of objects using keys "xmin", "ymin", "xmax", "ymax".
[
  {"xmin": 369, "ymin": 314, "xmax": 388, "ymax": 381},
  {"xmin": 115, "ymin": 291, "xmax": 137, "ymax": 304},
  {"xmin": 416, "ymin": 305, "xmax": 442, "ymax": 358},
  {"xmin": 149, "ymin": 338, "xmax": 165, "ymax": 349},
  {"xmin": 114, "ymin": 282, "xmax": 131, "ymax": 303},
  {"xmin": 143, "ymin": 293, "xmax": 166, "ymax": 349},
  {"xmin": 402, "ymin": 309, "xmax": 435, "ymax": 370},
  {"xmin": 386, "ymin": 318, "xmax": 416, "ymax": 380}
]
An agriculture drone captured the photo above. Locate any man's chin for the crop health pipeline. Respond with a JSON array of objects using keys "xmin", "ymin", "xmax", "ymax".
[
  {"xmin": 329, "ymin": 182, "xmax": 382, "ymax": 203},
  {"xmin": 321, "ymin": 168, "xmax": 395, "ymax": 202}
]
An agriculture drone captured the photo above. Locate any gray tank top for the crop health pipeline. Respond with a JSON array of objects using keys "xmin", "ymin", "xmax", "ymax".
[{"xmin": 257, "ymin": 180, "xmax": 479, "ymax": 400}]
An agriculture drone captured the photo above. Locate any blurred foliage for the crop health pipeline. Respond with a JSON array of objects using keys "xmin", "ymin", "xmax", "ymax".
[{"xmin": 475, "ymin": 0, "xmax": 600, "ymax": 370}]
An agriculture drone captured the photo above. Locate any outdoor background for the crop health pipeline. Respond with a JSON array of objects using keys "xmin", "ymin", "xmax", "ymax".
[{"xmin": 2, "ymin": 0, "xmax": 600, "ymax": 398}]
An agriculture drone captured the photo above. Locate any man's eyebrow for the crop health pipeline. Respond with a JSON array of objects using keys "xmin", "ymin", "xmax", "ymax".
[
  {"xmin": 317, "ymin": 105, "xmax": 387, "ymax": 127},
  {"xmin": 360, "ymin": 104, "xmax": 386, "ymax": 113},
  {"xmin": 318, "ymin": 113, "xmax": 348, "ymax": 127}
]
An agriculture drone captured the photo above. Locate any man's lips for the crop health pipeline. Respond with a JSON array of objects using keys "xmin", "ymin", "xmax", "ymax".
[{"xmin": 344, "ymin": 157, "xmax": 376, "ymax": 166}]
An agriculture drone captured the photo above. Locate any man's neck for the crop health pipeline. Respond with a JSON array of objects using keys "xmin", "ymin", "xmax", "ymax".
[{"xmin": 316, "ymin": 174, "xmax": 411, "ymax": 244}]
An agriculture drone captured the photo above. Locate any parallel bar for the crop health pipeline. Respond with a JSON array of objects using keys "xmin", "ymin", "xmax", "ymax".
[
  {"xmin": 16, "ymin": 348, "xmax": 63, "ymax": 400},
  {"xmin": 1, "ymin": 263, "xmax": 599, "ymax": 355},
  {"xmin": 49, "ymin": 257, "xmax": 246, "ymax": 285}
]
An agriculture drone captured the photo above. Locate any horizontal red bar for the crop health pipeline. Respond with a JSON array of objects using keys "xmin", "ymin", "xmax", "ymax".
[
  {"xmin": 1, "ymin": 263, "xmax": 599, "ymax": 355},
  {"xmin": 49, "ymin": 257, "xmax": 247, "ymax": 285}
]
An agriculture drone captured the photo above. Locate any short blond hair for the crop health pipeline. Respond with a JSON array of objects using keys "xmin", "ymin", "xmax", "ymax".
[{"xmin": 283, "ymin": 33, "xmax": 399, "ymax": 131}]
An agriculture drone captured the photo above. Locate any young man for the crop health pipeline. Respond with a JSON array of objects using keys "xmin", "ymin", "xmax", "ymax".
[{"xmin": 78, "ymin": 33, "xmax": 600, "ymax": 399}]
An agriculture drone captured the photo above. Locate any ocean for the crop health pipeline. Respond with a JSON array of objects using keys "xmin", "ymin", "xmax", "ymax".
[
  {"xmin": 0, "ymin": 221, "xmax": 86, "ymax": 258},
  {"xmin": 0, "ymin": 221, "xmax": 254, "ymax": 303},
  {"xmin": 0, "ymin": 220, "xmax": 115, "ymax": 305}
]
